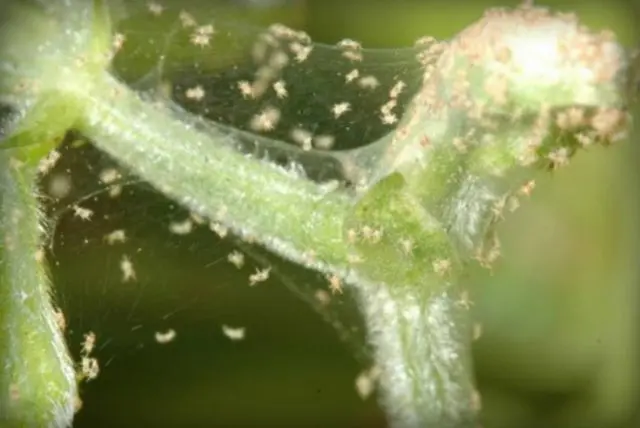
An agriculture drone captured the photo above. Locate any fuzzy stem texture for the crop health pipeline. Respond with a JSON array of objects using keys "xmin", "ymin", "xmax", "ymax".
[
  {"xmin": 75, "ymin": 70, "xmax": 355, "ymax": 275},
  {"xmin": 0, "ymin": 155, "xmax": 78, "ymax": 427}
]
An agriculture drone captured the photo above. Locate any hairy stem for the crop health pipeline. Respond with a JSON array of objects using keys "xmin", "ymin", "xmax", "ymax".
[
  {"xmin": 342, "ymin": 170, "xmax": 475, "ymax": 426},
  {"xmin": 358, "ymin": 285, "xmax": 476, "ymax": 428},
  {"xmin": 75, "ymin": 70, "xmax": 354, "ymax": 275},
  {"xmin": 0, "ymin": 154, "xmax": 77, "ymax": 428}
]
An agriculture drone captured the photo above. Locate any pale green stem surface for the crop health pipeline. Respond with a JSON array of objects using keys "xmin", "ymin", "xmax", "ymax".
[
  {"xmin": 75, "ymin": 70, "xmax": 354, "ymax": 275},
  {"xmin": 0, "ymin": 155, "xmax": 77, "ymax": 428}
]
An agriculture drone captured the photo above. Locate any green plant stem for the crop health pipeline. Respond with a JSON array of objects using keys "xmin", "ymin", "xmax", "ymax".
[
  {"xmin": 0, "ymin": 154, "xmax": 77, "ymax": 428},
  {"xmin": 75, "ymin": 70, "xmax": 354, "ymax": 275},
  {"xmin": 358, "ymin": 283, "xmax": 476, "ymax": 428}
]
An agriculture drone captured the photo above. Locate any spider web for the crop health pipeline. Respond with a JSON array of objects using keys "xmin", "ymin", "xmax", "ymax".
[
  {"xmin": 42, "ymin": 135, "xmax": 371, "ymax": 365},
  {"xmin": 25, "ymin": 0, "xmax": 437, "ymax": 376},
  {"xmin": 110, "ymin": 0, "xmax": 432, "ymax": 185}
]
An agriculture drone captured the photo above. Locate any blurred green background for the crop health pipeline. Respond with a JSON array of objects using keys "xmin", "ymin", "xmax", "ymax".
[{"xmin": 47, "ymin": 0, "xmax": 638, "ymax": 427}]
